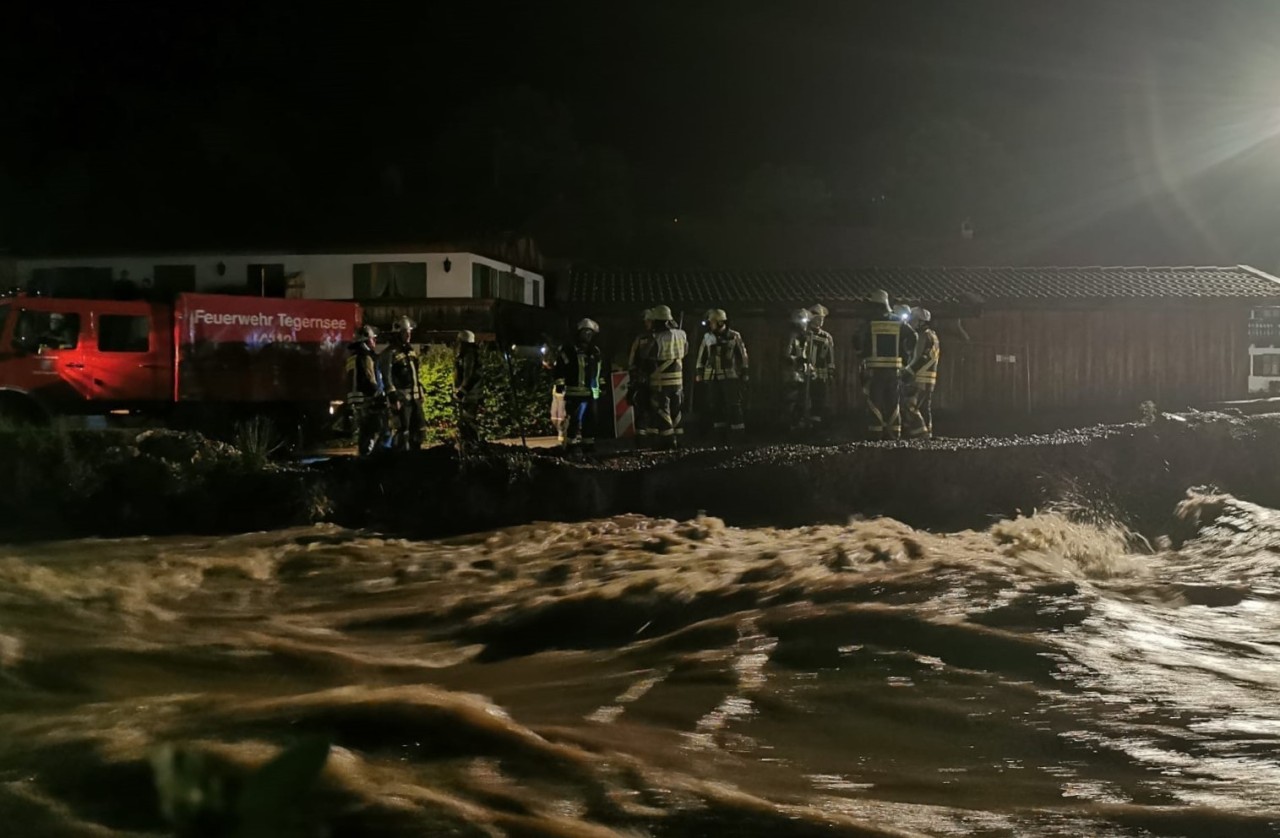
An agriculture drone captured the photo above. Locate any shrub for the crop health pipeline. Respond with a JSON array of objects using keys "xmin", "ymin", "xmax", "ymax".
[
  {"xmin": 417, "ymin": 343, "xmax": 556, "ymax": 444},
  {"xmin": 234, "ymin": 415, "xmax": 284, "ymax": 466}
]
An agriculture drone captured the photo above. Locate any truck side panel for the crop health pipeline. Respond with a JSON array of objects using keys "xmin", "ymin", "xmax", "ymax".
[{"xmin": 175, "ymin": 294, "xmax": 359, "ymax": 403}]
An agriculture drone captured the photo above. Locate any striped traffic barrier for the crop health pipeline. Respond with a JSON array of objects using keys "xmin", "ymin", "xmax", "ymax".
[{"xmin": 611, "ymin": 370, "xmax": 634, "ymax": 438}]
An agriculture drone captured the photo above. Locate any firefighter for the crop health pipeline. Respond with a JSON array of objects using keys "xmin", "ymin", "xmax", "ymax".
[
  {"xmin": 554, "ymin": 318, "xmax": 604, "ymax": 453},
  {"xmin": 784, "ymin": 308, "xmax": 813, "ymax": 431},
  {"xmin": 856, "ymin": 290, "xmax": 912, "ymax": 440},
  {"xmin": 540, "ymin": 339, "xmax": 567, "ymax": 446},
  {"xmin": 891, "ymin": 303, "xmax": 917, "ymax": 429},
  {"xmin": 805, "ymin": 303, "xmax": 836, "ymax": 427},
  {"xmin": 454, "ymin": 329, "xmax": 483, "ymax": 452},
  {"xmin": 695, "ymin": 308, "xmax": 750, "ymax": 442},
  {"xmin": 346, "ymin": 324, "xmax": 386, "ymax": 456},
  {"xmin": 902, "ymin": 307, "xmax": 940, "ymax": 439},
  {"xmin": 378, "ymin": 316, "xmax": 426, "ymax": 451},
  {"xmin": 645, "ymin": 304, "xmax": 688, "ymax": 448},
  {"xmin": 39, "ymin": 312, "xmax": 76, "ymax": 350},
  {"xmin": 627, "ymin": 308, "xmax": 657, "ymax": 449},
  {"xmin": 893, "ymin": 304, "xmax": 917, "ymax": 359}
]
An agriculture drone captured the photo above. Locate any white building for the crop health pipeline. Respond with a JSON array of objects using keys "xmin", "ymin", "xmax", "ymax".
[{"xmin": 7, "ymin": 248, "xmax": 545, "ymax": 308}]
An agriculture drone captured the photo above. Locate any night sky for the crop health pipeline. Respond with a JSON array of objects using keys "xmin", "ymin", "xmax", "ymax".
[{"xmin": 5, "ymin": 1, "xmax": 1280, "ymax": 267}]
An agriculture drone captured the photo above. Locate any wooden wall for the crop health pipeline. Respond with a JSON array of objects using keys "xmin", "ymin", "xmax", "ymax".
[
  {"xmin": 937, "ymin": 303, "xmax": 1253, "ymax": 413},
  {"xmin": 576, "ymin": 301, "xmax": 1253, "ymax": 427}
]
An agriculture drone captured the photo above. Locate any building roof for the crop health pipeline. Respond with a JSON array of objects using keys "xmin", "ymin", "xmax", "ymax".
[{"xmin": 567, "ymin": 265, "xmax": 1280, "ymax": 307}]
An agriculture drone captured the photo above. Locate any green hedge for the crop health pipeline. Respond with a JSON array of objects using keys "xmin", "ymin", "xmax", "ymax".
[{"xmin": 417, "ymin": 344, "xmax": 557, "ymax": 443}]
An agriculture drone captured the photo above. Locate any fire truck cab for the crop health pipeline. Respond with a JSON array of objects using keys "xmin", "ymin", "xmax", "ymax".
[{"xmin": 0, "ymin": 293, "xmax": 172, "ymax": 421}]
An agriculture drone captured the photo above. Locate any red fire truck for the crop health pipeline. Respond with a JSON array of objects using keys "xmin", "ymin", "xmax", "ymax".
[{"xmin": 0, "ymin": 291, "xmax": 360, "ymax": 439}]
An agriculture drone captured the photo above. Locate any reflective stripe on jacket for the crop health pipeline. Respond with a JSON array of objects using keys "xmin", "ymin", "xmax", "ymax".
[
  {"xmin": 347, "ymin": 341, "xmax": 383, "ymax": 396},
  {"xmin": 554, "ymin": 341, "xmax": 603, "ymax": 398},
  {"xmin": 865, "ymin": 317, "xmax": 904, "ymax": 370},
  {"xmin": 787, "ymin": 329, "xmax": 835, "ymax": 380},
  {"xmin": 628, "ymin": 332, "xmax": 655, "ymax": 385},
  {"xmin": 648, "ymin": 326, "xmax": 688, "ymax": 387},
  {"xmin": 379, "ymin": 344, "xmax": 423, "ymax": 398},
  {"xmin": 806, "ymin": 328, "xmax": 835, "ymax": 380},
  {"xmin": 908, "ymin": 326, "xmax": 940, "ymax": 384},
  {"xmin": 696, "ymin": 328, "xmax": 749, "ymax": 380}
]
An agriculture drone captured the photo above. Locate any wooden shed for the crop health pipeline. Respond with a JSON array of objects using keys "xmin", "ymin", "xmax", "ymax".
[{"xmin": 563, "ymin": 265, "xmax": 1280, "ymax": 427}]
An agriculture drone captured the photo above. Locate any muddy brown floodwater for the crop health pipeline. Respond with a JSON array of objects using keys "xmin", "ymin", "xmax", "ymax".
[{"xmin": 3, "ymin": 490, "xmax": 1280, "ymax": 837}]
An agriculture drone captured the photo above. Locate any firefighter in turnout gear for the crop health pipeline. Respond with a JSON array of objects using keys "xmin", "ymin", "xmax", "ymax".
[
  {"xmin": 784, "ymin": 308, "xmax": 813, "ymax": 431},
  {"xmin": 345, "ymin": 324, "xmax": 387, "ymax": 456},
  {"xmin": 805, "ymin": 304, "xmax": 836, "ymax": 426},
  {"xmin": 856, "ymin": 290, "xmax": 913, "ymax": 440},
  {"xmin": 902, "ymin": 307, "xmax": 940, "ymax": 439},
  {"xmin": 695, "ymin": 308, "xmax": 749, "ymax": 442},
  {"xmin": 893, "ymin": 304, "xmax": 917, "ymax": 360},
  {"xmin": 891, "ymin": 303, "xmax": 917, "ymax": 430},
  {"xmin": 378, "ymin": 316, "xmax": 426, "ymax": 451},
  {"xmin": 645, "ymin": 304, "xmax": 689, "ymax": 448},
  {"xmin": 627, "ymin": 308, "xmax": 657, "ymax": 449},
  {"xmin": 453, "ymin": 329, "xmax": 483, "ymax": 452},
  {"xmin": 554, "ymin": 318, "xmax": 604, "ymax": 453}
]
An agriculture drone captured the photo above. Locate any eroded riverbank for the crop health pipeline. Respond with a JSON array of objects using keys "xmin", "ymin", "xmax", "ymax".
[{"xmin": 5, "ymin": 410, "xmax": 1278, "ymax": 543}]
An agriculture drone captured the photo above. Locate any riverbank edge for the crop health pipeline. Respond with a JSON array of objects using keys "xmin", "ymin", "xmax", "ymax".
[{"xmin": 2, "ymin": 412, "xmax": 1277, "ymax": 543}]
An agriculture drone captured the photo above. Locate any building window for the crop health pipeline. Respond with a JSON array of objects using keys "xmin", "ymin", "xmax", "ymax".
[
  {"xmin": 98, "ymin": 314, "xmax": 151, "ymax": 353},
  {"xmin": 154, "ymin": 265, "xmax": 196, "ymax": 293},
  {"xmin": 1254, "ymin": 354, "xmax": 1280, "ymax": 377},
  {"xmin": 247, "ymin": 264, "xmax": 286, "ymax": 297},
  {"xmin": 0, "ymin": 305, "xmax": 9, "ymax": 335},
  {"xmin": 472, "ymin": 263, "xmax": 495, "ymax": 298},
  {"xmin": 353, "ymin": 262, "xmax": 427, "ymax": 298},
  {"xmin": 472, "ymin": 264, "xmax": 525, "ymax": 302},
  {"xmin": 530, "ymin": 277, "xmax": 542, "ymax": 307},
  {"xmin": 14, "ymin": 310, "xmax": 81, "ymax": 350}
]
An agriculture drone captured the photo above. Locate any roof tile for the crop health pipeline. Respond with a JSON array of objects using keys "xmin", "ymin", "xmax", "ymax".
[{"xmin": 567, "ymin": 266, "xmax": 1280, "ymax": 305}]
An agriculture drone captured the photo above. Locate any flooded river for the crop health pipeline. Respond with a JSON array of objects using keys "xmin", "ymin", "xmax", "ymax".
[{"xmin": 2, "ymin": 493, "xmax": 1279, "ymax": 836}]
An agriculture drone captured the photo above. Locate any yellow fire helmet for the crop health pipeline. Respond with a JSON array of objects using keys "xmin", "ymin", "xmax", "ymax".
[
  {"xmin": 649, "ymin": 304, "xmax": 674, "ymax": 321},
  {"xmin": 704, "ymin": 308, "xmax": 728, "ymax": 323}
]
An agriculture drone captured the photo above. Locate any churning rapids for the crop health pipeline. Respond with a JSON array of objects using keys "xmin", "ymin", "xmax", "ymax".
[{"xmin": 3, "ymin": 494, "xmax": 1280, "ymax": 837}]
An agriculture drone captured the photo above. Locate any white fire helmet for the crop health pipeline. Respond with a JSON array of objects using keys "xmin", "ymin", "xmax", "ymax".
[
  {"xmin": 910, "ymin": 306, "xmax": 932, "ymax": 324},
  {"xmin": 809, "ymin": 304, "xmax": 829, "ymax": 319},
  {"xmin": 791, "ymin": 308, "xmax": 811, "ymax": 327},
  {"xmin": 704, "ymin": 308, "xmax": 728, "ymax": 323},
  {"xmin": 892, "ymin": 304, "xmax": 912, "ymax": 323},
  {"xmin": 357, "ymin": 325, "xmax": 377, "ymax": 342},
  {"xmin": 649, "ymin": 304, "xmax": 674, "ymax": 322},
  {"xmin": 577, "ymin": 318, "xmax": 600, "ymax": 334},
  {"xmin": 457, "ymin": 329, "xmax": 476, "ymax": 344},
  {"xmin": 868, "ymin": 289, "xmax": 890, "ymax": 306},
  {"xmin": 391, "ymin": 316, "xmax": 415, "ymax": 333}
]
